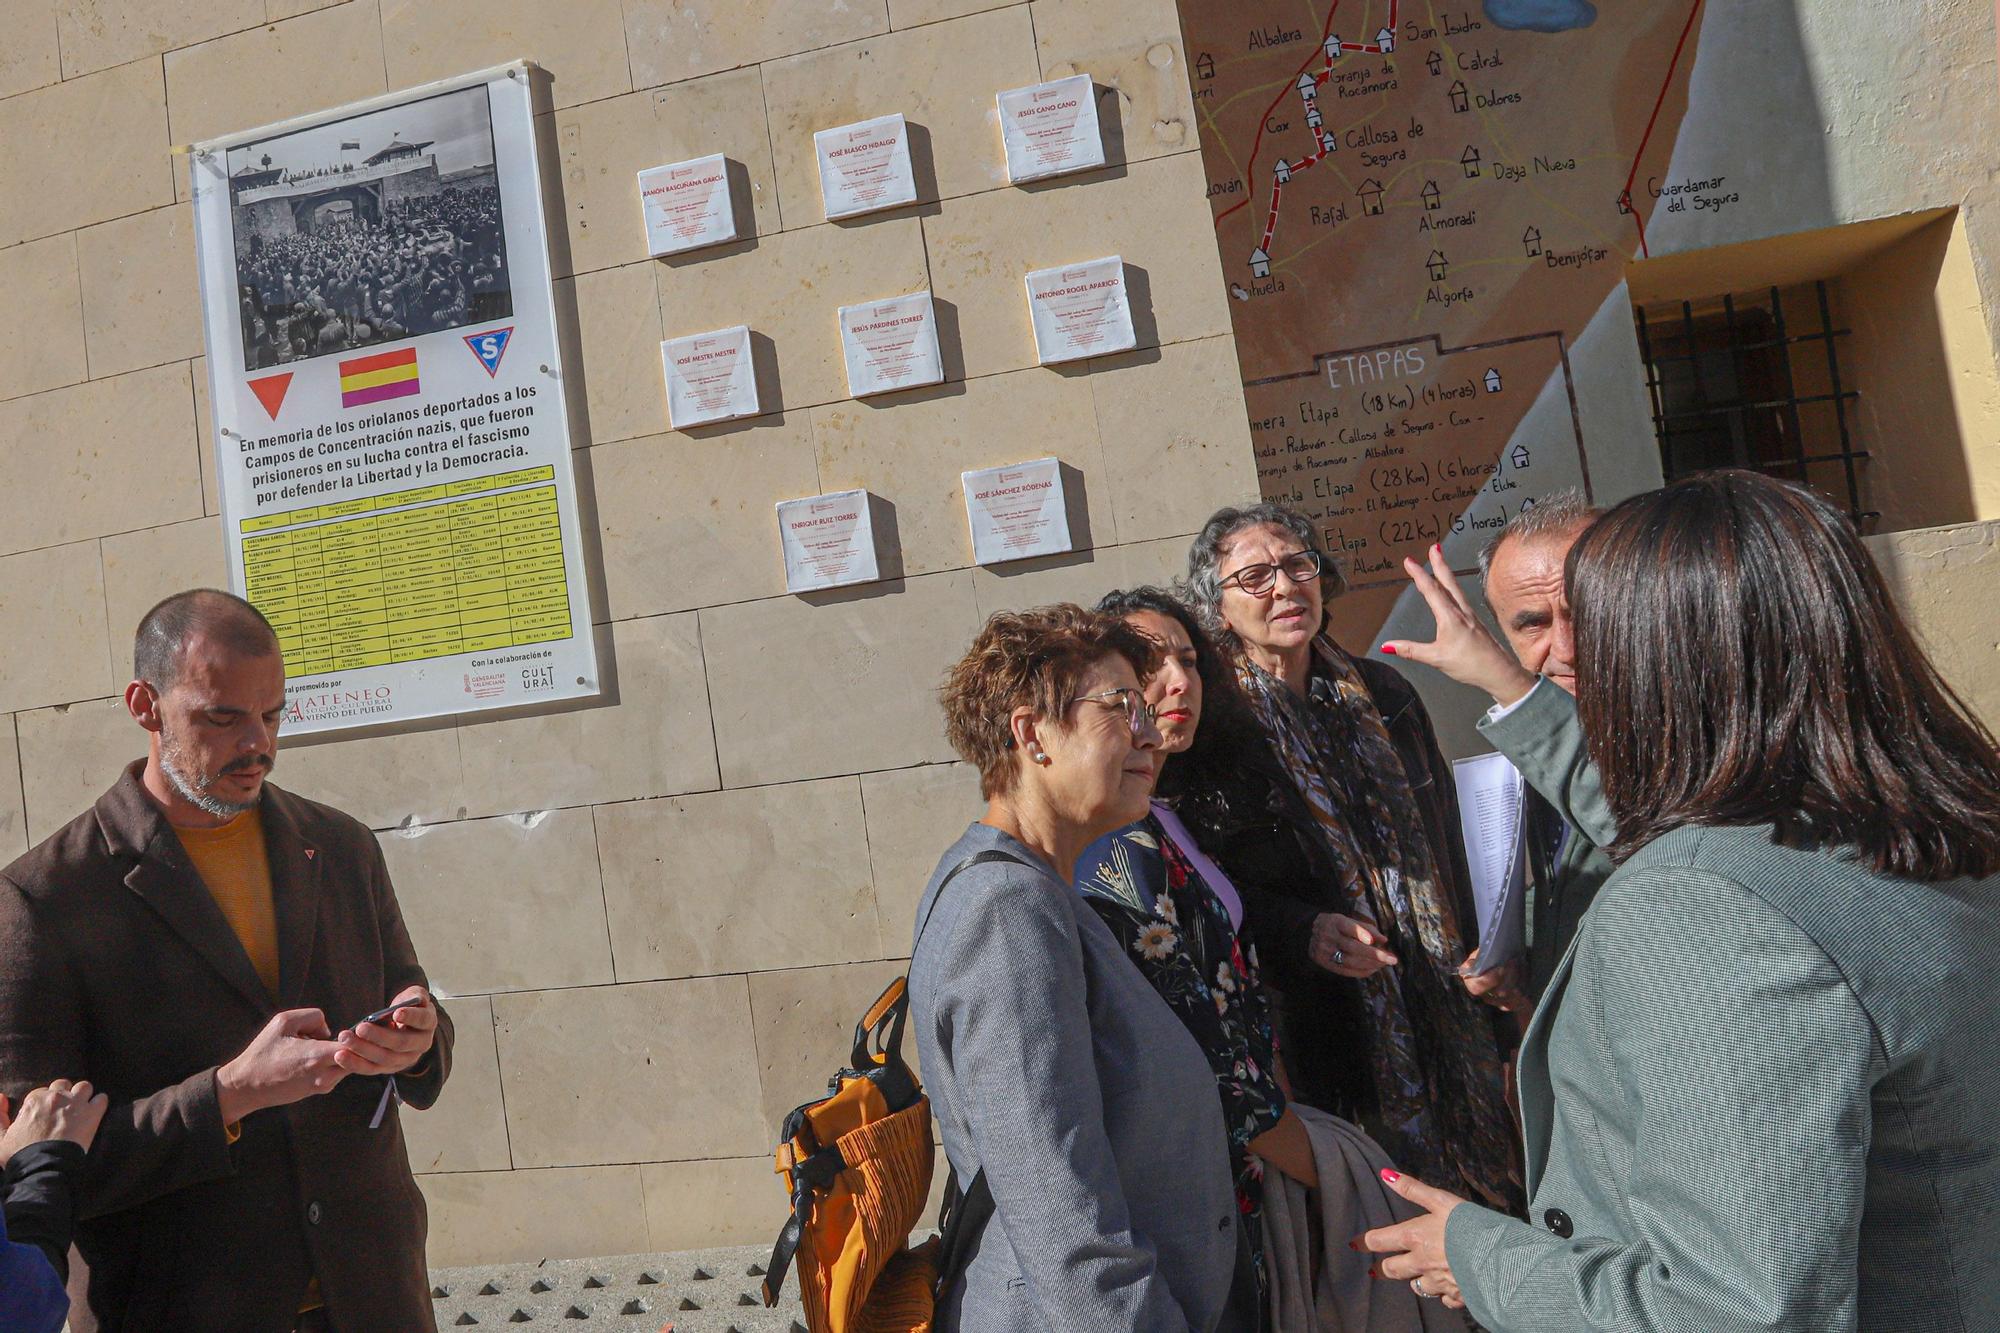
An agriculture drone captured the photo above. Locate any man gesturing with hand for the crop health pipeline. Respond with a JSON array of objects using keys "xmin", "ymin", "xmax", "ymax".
[{"xmin": 0, "ymin": 590, "xmax": 452, "ymax": 1332}]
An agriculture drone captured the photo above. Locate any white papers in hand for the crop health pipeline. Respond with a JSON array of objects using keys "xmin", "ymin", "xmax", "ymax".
[{"xmin": 1452, "ymin": 750, "xmax": 1527, "ymax": 976}]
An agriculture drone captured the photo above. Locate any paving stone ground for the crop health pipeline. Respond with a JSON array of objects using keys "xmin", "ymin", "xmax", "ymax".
[{"xmin": 427, "ymin": 1244, "xmax": 804, "ymax": 1332}]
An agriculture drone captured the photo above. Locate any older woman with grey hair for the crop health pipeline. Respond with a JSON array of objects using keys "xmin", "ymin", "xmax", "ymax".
[{"xmin": 1174, "ymin": 503, "xmax": 1522, "ymax": 1213}]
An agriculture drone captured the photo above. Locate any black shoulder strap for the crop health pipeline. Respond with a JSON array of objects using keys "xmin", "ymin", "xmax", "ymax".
[
  {"xmin": 914, "ymin": 847, "xmax": 1022, "ymax": 1296},
  {"xmin": 913, "ymin": 848, "xmax": 1026, "ymax": 951}
]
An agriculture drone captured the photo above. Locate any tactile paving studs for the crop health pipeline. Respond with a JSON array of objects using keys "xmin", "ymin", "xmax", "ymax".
[
  {"xmin": 480, "ymin": 1281, "xmax": 504, "ymax": 1296},
  {"xmin": 620, "ymin": 1299, "xmax": 648, "ymax": 1315},
  {"xmin": 747, "ymin": 1263, "xmax": 766, "ymax": 1276},
  {"xmin": 677, "ymin": 1297, "xmax": 700, "ymax": 1311},
  {"xmin": 509, "ymin": 1310, "xmax": 534, "ymax": 1323},
  {"xmin": 454, "ymin": 1315, "xmax": 478, "ymax": 1327},
  {"xmin": 636, "ymin": 1271, "xmax": 663, "ymax": 1285},
  {"xmin": 584, "ymin": 1275, "xmax": 610, "ymax": 1289},
  {"xmin": 564, "ymin": 1306, "xmax": 590, "ymax": 1319},
  {"xmin": 691, "ymin": 1267, "xmax": 714, "ymax": 1281},
  {"xmin": 531, "ymin": 1279, "xmax": 555, "ymax": 1294}
]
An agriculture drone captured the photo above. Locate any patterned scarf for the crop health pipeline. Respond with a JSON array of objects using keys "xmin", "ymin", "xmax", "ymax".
[{"xmin": 1239, "ymin": 636, "xmax": 1521, "ymax": 1209}]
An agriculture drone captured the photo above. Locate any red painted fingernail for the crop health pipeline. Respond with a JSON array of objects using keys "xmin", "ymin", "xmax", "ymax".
[
  {"xmin": 1379, "ymin": 644, "xmax": 1397, "ymax": 655},
  {"xmin": 1432, "ymin": 543, "xmax": 1442, "ymax": 553},
  {"xmin": 1381, "ymin": 1168, "xmax": 1401, "ymax": 1183},
  {"xmin": 1368, "ymin": 1266, "xmax": 1381, "ymax": 1279},
  {"xmin": 1348, "ymin": 1240, "xmax": 1362, "ymax": 1251}
]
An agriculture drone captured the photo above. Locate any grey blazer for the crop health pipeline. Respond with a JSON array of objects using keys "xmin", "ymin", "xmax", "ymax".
[
  {"xmin": 1449, "ymin": 682, "xmax": 2000, "ymax": 1330},
  {"xmin": 910, "ymin": 822, "xmax": 1239, "ymax": 1332}
]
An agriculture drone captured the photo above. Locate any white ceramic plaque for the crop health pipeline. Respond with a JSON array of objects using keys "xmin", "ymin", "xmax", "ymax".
[
  {"xmin": 814, "ymin": 113, "xmax": 918, "ymax": 219},
  {"xmin": 662, "ymin": 325, "xmax": 757, "ymax": 428},
  {"xmin": 962, "ymin": 457, "xmax": 1072, "ymax": 564},
  {"xmin": 638, "ymin": 154, "xmax": 736, "ymax": 256},
  {"xmin": 997, "ymin": 75, "xmax": 1105, "ymax": 183},
  {"xmin": 838, "ymin": 291, "xmax": 944, "ymax": 397},
  {"xmin": 1024, "ymin": 255, "xmax": 1135, "ymax": 364},
  {"xmin": 778, "ymin": 489, "xmax": 880, "ymax": 592}
]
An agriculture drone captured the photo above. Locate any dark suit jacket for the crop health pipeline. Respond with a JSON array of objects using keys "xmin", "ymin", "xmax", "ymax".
[{"xmin": 0, "ymin": 762, "xmax": 452, "ymax": 1332}]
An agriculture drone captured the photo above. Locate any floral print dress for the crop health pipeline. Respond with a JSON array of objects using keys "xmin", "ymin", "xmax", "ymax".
[{"xmin": 1076, "ymin": 806, "xmax": 1287, "ymax": 1320}]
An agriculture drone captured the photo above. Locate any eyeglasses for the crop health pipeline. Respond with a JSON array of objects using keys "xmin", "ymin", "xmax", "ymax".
[
  {"xmin": 1217, "ymin": 549, "xmax": 1324, "ymax": 598},
  {"xmin": 1069, "ymin": 687, "xmax": 1158, "ymax": 741}
]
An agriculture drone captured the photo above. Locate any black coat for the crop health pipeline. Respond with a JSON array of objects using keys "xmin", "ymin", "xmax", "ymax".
[{"xmin": 1168, "ymin": 653, "xmax": 1485, "ymax": 1120}]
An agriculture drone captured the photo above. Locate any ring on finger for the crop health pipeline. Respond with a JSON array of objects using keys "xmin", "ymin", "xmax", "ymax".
[
  {"xmin": 1411, "ymin": 1277, "xmax": 1432, "ymax": 1299},
  {"xmin": 1331, "ymin": 947, "xmax": 1345, "ymax": 966}
]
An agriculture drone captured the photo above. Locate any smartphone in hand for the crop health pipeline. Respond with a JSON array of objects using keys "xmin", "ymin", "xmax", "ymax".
[{"xmin": 357, "ymin": 996, "xmax": 424, "ymax": 1028}]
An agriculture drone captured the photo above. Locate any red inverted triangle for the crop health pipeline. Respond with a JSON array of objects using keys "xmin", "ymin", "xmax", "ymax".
[{"xmin": 249, "ymin": 373, "xmax": 293, "ymax": 421}]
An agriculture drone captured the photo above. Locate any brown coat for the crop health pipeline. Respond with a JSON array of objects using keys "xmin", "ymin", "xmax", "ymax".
[{"xmin": 0, "ymin": 762, "xmax": 452, "ymax": 1332}]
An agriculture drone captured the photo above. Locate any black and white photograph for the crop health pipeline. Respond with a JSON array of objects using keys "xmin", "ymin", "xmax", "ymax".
[{"xmin": 226, "ymin": 83, "xmax": 513, "ymax": 371}]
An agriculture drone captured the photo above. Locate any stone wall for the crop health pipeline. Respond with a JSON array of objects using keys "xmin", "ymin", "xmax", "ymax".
[{"xmin": 0, "ymin": 0, "xmax": 1994, "ymax": 1271}]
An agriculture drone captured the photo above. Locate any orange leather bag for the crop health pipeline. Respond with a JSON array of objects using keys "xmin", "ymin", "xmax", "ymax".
[{"xmin": 761, "ymin": 977, "xmax": 938, "ymax": 1333}]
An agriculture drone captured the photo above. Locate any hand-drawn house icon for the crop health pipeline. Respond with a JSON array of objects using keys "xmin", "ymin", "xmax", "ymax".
[
  {"xmin": 1306, "ymin": 105, "xmax": 1324, "ymax": 129},
  {"xmin": 1275, "ymin": 158, "xmax": 1292, "ymax": 183},
  {"xmin": 1195, "ymin": 52, "xmax": 1216, "ymax": 80},
  {"xmin": 1358, "ymin": 178, "xmax": 1385, "ymax": 215},
  {"xmin": 1377, "ymin": 27, "xmax": 1396, "ymax": 52},
  {"xmin": 1420, "ymin": 180, "xmax": 1440, "ymax": 211},
  {"xmin": 1523, "ymin": 226, "xmax": 1543, "ymax": 256},
  {"xmin": 1618, "ymin": 189, "xmax": 1634, "ymax": 215},
  {"xmin": 1297, "ymin": 73, "xmax": 1318, "ymax": 101},
  {"xmin": 1461, "ymin": 145, "xmax": 1482, "ymax": 178},
  {"xmin": 1510, "ymin": 444, "xmax": 1532, "ymax": 468},
  {"xmin": 1426, "ymin": 50, "xmax": 1444, "ymax": 76},
  {"xmin": 1427, "ymin": 250, "xmax": 1449, "ymax": 282},
  {"xmin": 1321, "ymin": 130, "xmax": 1339, "ymax": 155},
  {"xmin": 1250, "ymin": 248, "xmax": 1271, "ymax": 278},
  {"xmin": 1326, "ymin": 35, "xmax": 1342, "ymax": 61},
  {"xmin": 1448, "ymin": 81, "xmax": 1469, "ymax": 113},
  {"xmin": 1484, "ymin": 368, "xmax": 1504, "ymax": 393}
]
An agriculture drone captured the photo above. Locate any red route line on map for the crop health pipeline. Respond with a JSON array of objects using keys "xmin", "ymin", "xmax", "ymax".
[
  {"xmin": 1214, "ymin": 0, "xmax": 1401, "ymax": 250},
  {"xmin": 1620, "ymin": 0, "xmax": 1704, "ymax": 258}
]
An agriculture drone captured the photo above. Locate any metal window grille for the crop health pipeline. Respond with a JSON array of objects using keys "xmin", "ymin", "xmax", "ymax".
[{"xmin": 1633, "ymin": 280, "xmax": 1873, "ymax": 526}]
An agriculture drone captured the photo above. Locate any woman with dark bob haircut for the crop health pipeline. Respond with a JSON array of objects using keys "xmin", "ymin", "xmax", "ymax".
[
  {"xmin": 1360, "ymin": 470, "xmax": 2000, "ymax": 1329},
  {"xmin": 911, "ymin": 605, "xmax": 1241, "ymax": 1331}
]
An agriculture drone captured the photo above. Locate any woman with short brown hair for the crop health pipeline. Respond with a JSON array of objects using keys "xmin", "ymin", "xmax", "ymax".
[
  {"xmin": 1365, "ymin": 470, "xmax": 2000, "ymax": 1329},
  {"xmin": 912, "ymin": 605, "xmax": 1243, "ymax": 1331}
]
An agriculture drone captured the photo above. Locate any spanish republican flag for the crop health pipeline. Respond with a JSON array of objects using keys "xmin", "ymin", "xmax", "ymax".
[{"xmin": 339, "ymin": 346, "xmax": 420, "ymax": 408}]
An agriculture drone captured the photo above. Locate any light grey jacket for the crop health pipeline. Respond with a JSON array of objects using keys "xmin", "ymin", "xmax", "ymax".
[
  {"xmin": 910, "ymin": 822, "xmax": 1239, "ymax": 1332},
  {"xmin": 1449, "ymin": 682, "xmax": 2000, "ymax": 1331}
]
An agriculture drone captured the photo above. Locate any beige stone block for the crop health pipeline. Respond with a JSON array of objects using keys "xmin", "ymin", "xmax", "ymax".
[
  {"xmin": 654, "ymin": 217, "xmax": 929, "ymax": 412},
  {"xmin": 623, "ymin": 0, "xmax": 887, "ymax": 90},
  {"xmin": 382, "ymin": 808, "xmax": 613, "ymax": 996},
  {"xmin": 192, "ymin": 356, "xmax": 220, "ymax": 514},
  {"xmin": 556, "ymin": 70, "xmax": 780, "ymax": 277},
  {"xmin": 1871, "ymin": 519, "xmax": 2000, "ymax": 731},
  {"xmin": 266, "ymin": 0, "xmax": 347, "ymax": 18},
  {"xmin": 0, "ymin": 716, "xmax": 28, "ymax": 861},
  {"xmin": 0, "ymin": 543, "xmax": 113, "ymax": 716},
  {"xmin": 0, "ymin": 233, "xmax": 85, "ymax": 402},
  {"xmin": 273, "ymin": 726, "xmax": 467, "ymax": 831},
  {"xmin": 100, "ymin": 517, "xmax": 227, "ymax": 689},
  {"xmin": 749, "ymin": 961, "xmax": 908, "ymax": 1138},
  {"xmin": 593, "ymin": 425, "xmax": 818, "ymax": 621},
  {"xmin": 0, "ymin": 365, "xmax": 200, "ymax": 557},
  {"xmin": 1090, "ymin": 336, "xmax": 1255, "ymax": 543},
  {"xmin": 968, "ymin": 533, "xmax": 1189, "ymax": 617},
  {"xmin": 640, "ymin": 1157, "xmax": 780, "ymax": 1252},
  {"xmin": 923, "ymin": 153, "xmax": 1230, "ymax": 379},
  {"xmin": 860, "ymin": 762, "xmax": 983, "ymax": 950},
  {"xmin": 165, "ymin": 6, "xmax": 386, "ymax": 149},
  {"xmin": 0, "ymin": 3, "xmax": 59, "ymax": 100},
  {"xmin": 382, "ymin": 0, "xmax": 629, "ymax": 112},
  {"xmin": 494, "ymin": 975, "xmax": 765, "ymax": 1167},
  {"xmin": 573, "ymin": 262, "xmax": 666, "ymax": 446},
  {"xmin": 595, "ymin": 778, "xmax": 879, "ymax": 983},
  {"xmin": 811, "ymin": 369, "xmax": 1111, "ymax": 577},
  {"xmin": 56, "ymin": 0, "xmax": 264, "ymax": 78},
  {"xmin": 456, "ymin": 613, "xmax": 719, "ymax": 818},
  {"xmin": 763, "ymin": 9, "xmax": 1038, "ymax": 226},
  {"xmin": 1032, "ymin": 0, "xmax": 1197, "ymax": 165},
  {"xmin": 889, "ymin": 0, "xmax": 1020, "ymax": 30},
  {"xmin": 0, "ymin": 58, "xmax": 171, "ymax": 246},
  {"xmin": 401, "ymin": 995, "xmax": 512, "ymax": 1174},
  {"xmin": 420, "ymin": 1165, "xmax": 649, "ymax": 1268},
  {"xmin": 701, "ymin": 570, "xmax": 979, "ymax": 787},
  {"xmin": 14, "ymin": 698, "xmax": 135, "ymax": 844},
  {"xmin": 77, "ymin": 203, "xmax": 201, "ymax": 378}
]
